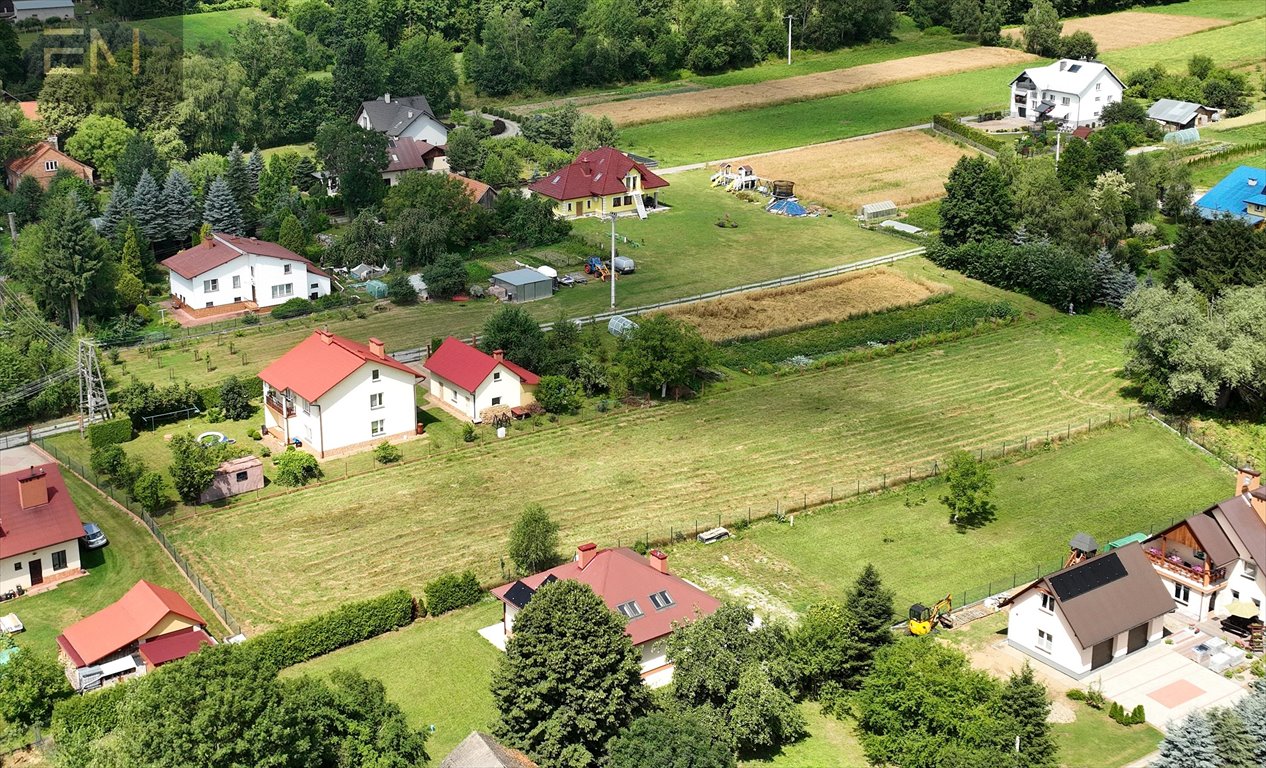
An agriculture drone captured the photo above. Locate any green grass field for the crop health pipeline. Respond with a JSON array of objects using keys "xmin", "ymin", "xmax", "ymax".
[
  {"xmin": 161, "ymin": 310, "xmax": 1139, "ymax": 629},
  {"xmin": 109, "ymin": 170, "xmax": 900, "ymax": 388},
  {"xmin": 1101, "ymin": 17, "xmax": 1266, "ymax": 74},
  {"xmin": 669, "ymin": 419, "xmax": 1229, "ymax": 615},
  {"xmin": 8, "ymin": 471, "xmax": 225, "ymax": 653},
  {"xmin": 133, "ymin": 7, "xmax": 276, "ymax": 51},
  {"xmin": 1137, "ymin": 0, "xmax": 1266, "ymax": 21}
]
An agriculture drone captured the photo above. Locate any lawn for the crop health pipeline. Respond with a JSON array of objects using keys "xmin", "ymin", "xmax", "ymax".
[
  {"xmin": 7, "ymin": 470, "xmax": 226, "ymax": 653},
  {"xmin": 286, "ymin": 601, "xmax": 503, "ymax": 762},
  {"xmin": 162, "ymin": 309, "xmax": 1141, "ymax": 629},
  {"xmin": 667, "ymin": 419, "xmax": 1230, "ymax": 616},
  {"xmin": 1191, "ymin": 148, "xmax": 1266, "ymax": 187},
  {"xmin": 109, "ymin": 169, "xmax": 900, "ymax": 389},
  {"xmin": 740, "ymin": 703, "xmax": 868, "ymax": 768},
  {"xmin": 1054, "ymin": 700, "xmax": 1163, "ymax": 768},
  {"xmin": 134, "ymin": 7, "xmax": 276, "ymax": 51}
]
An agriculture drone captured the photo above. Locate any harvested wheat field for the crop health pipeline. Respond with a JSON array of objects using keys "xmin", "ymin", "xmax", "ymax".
[
  {"xmin": 583, "ymin": 47, "xmax": 1035, "ymax": 126},
  {"xmin": 662, "ymin": 267, "xmax": 949, "ymax": 342},
  {"xmin": 1003, "ymin": 11, "xmax": 1226, "ymax": 52},
  {"xmin": 730, "ymin": 131, "xmax": 975, "ymax": 212}
]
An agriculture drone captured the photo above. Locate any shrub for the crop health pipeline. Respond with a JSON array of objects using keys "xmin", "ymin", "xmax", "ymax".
[
  {"xmin": 1084, "ymin": 685, "xmax": 1107, "ymax": 710},
  {"xmin": 1129, "ymin": 704, "xmax": 1145, "ymax": 725},
  {"xmin": 90, "ymin": 444, "xmax": 142, "ymax": 490},
  {"xmin": 386, "ymin": 275, "xmax": 419, "ymax": 305},
  {"xmin": 462, "ymin": 423, "xmax": 477, "ymax": 442},
  {"xmin": 51, "ymin": 683, "xmax": 128, "ymax": 745},
  {"xmin": 931, "ymin": 114, "xmax": 1005, "ymax": 153},
  {"xmin": 247, "ymin": 590, "xmax": 417, "ymax": 672},
  {"xmin": 1109, "ymin": 702, "xmax": 1125, "ymax": 723},
  {"xmin": 1065, "ymin": 689, "xmax": 1086, "ymax": 701},
  {"xmin": 88, "ymin": 417, "xmax": 134, "ymax": 449},
  {"xmin": 535, "ymin": 375, "xmax": 582, "ymax": 415},
  {"xmin": 197, "ymin": 384, "xmax": 222, "ymax": 409},
  {"xmin": 424, "ymin": 571, "xmax": 482, "ymax": 616},
  {"xmin": 218, "ymin": 375, "xmax": 255, "ymax": 420},
  {"xmin": 261, "ymin": 446, "xmax": 272, "ymax": 458},
  {"xmin": 240, "ymin": 312, "xmax": 260, "ymax": 325},
  {"xmin": 270, "ymin": 297, "xmax": 316, "ymax": 319},
  {"xmin": 373, "ymin": 441, "xmax": 403, "ymax": 464},
  {"xmin": 205, "ymin": 406, "xmax": 225, "ymax": 423},
  {"xmin": 273, "ymin": 448, "xmax": 322, "ymax": 486},
  {"xmin": 248, "ymin": 429, "xmax": 262, "ymax": 440}
]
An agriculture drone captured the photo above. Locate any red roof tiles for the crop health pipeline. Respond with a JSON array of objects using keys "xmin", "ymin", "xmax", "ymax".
[
  {"xmin": 56, "ymin": 580, "xmax": 208, "ymax": 667},
  {"xmin": 528, "ymin": 147, "xmax": 668, "ymax": 202},
  {"xmin": 385, "ymin": 137, "xmax": 444, "ymax": 173},
  {"xmin": 422, "ymin": 337, "xmax": 539, "ymax": 394},
  {"xmin": 258, "ymin": 330, "xmax": 419, "ymax": 403},
  {"xmin": 0, "ymin": 464, "xmax": 84, "ymax": 559},
  {"xmin": 161, "ymin": 233, "xmax": 329, "ymax": 280},
  {"xmin": 138, "ymin": 626, "xmax": 215, "ymax": 667}
]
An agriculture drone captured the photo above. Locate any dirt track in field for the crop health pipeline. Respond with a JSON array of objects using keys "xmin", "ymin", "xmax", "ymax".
[
  {"xmin": 728, "ymin": 131, "xmax": 977, "ymax": 213},
  {"xmin": 1003, "ymin": 11, "xmax": 1227, "ymax": 52},
  {"xmin": 581, "ymin": 47, "xmax": 1037, "ymax": 126}
]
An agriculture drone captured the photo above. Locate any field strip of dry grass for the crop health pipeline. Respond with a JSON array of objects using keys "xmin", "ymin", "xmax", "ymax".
[
  {"xmin": 582, "ymin": 47, "xmax": 1037, "ymax": 126},
  {"xmin": 662, "ymin": 268, "xmax": 949, "ymax": 342},
  {"xmin": 727, "ymin": 131, "xmax": 977, "ymax": 211},
  {"xmin": 1003, "ymin": 11, "xmax": 1227, "ymax": 52}
]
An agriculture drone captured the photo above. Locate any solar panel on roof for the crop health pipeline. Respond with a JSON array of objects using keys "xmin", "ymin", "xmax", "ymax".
[
  {"xmin": 503, "ymin": 581, "xmax": 536, "ymax": 609},
  {"xmin": 1048, "ymin": 552, "xmax": 1127, "ymax": 601},
  {"xmin": 1067, "ymin": 64, "xmax": 1081, "ymax": 73}
]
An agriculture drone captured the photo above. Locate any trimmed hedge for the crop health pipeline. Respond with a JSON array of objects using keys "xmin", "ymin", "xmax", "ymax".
[
  {"xmin": 424, "ymin": 571, "xmax": 483, "ymax": 616},
  {"xmin": 248, "ymin": 589, "xmax": 418, "ymax": 671},
  {"xmin": 87, "ymin": 417, "xmax": 134, "ymax": 449},
  {"xmin": 197, "ymin": 385, "xmax": 222, "ymax": 409},
  {"xmin": 270, "ymin": 297, "xmax": 316, "ymax": 319},
  {"xmin": 51, "ymin": 683, "xmax": 127, "ymax": 743},
  {"xmin": 933, "ymin": 113, "xmax": 1006, "ymax": 153}
]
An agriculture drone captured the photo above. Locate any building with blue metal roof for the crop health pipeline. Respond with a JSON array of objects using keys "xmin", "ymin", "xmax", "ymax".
[{"xmin": 1194, "ymin": 166, "xmax": 1266, "ymax": 226}]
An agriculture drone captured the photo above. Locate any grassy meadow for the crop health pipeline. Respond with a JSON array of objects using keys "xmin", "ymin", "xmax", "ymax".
[
  {"xmin": 1101, "ymin": 17, "xmax": 1266, "ymax": 74},
  {"xmin": 1136, "ymin": 0, "xmax": 1266, "ymax": 21}
]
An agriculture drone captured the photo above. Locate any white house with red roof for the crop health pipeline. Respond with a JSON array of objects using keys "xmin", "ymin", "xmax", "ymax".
[
  {"xmin": 258, "ymin": 330, "xmax": 420, "ymax": 458},
  {"xmin": 56, "ymin": 580, "xmax": 215, "ymax": 691},
  {"xmin": 1, "ymin": 464, "xmax": 85, "ymax": 593},
  {"xmin": 528, "ymin": 147, "xmax": 669, "ymax": 220},
  {"xmin": 161, "ymin": 232, "xmax": 331, "ymax": 318},
  {"xmin": 422, "ymin": 337, "xmax": 539, "ymax": 423},
  {"xmin": 490, "ymin": 543, "xmax": 720, "ymax": 687}
]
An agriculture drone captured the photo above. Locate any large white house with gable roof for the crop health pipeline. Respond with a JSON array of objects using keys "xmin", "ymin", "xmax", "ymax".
[{"xmin": 1009, "ymin": 59, "xmax": 1124, "ymax": 128}]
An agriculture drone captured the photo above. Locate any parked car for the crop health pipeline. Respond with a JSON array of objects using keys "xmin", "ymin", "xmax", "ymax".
[
  {"xmin": 613, "ymin": 256, "xmax": 636, "ymax": 274},
  {"xmin": 81, "ymin": 523, "xmax": 108, "ymax": 549}
]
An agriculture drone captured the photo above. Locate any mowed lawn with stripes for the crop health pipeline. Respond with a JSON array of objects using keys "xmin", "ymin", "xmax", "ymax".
[{"xmin": 164, "ymin": 311, "xmax": 1136, "ymax": 630}]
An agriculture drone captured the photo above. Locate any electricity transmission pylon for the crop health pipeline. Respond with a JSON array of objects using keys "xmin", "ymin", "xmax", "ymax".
[{"xmin": 78, "ymin": 339, "xmax": 113, "ymax": 434}]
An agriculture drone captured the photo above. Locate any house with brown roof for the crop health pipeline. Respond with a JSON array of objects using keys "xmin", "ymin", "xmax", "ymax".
[
  {"xmin": 451, "ymin": 173, "xmax": 495, "ymax": 209},
  {"xmin": 55, "ymin": 580, "xmax": 215, "ymax": 691},
  {"xmin": 1004, "ymin": 542, "xmax": 1172, "ymax": 678},
  {"xmin": 381, "ymin": 137, "xmax": 448, "ymax": 186},
  {"xmin": 422, "ymin": 337, "xmax": 539, "ymax": 423},
  {"xmin": 528, "ymin": 147, "xmax": 669, "ymax": 220},
  {"xmin": 1, "ymin": 464, "xmax": 85, "ymax": 593},
  {"xmin": 4, "ymin": 139, "xmax": 93, "ymax": 191},
  {"xmin": 440, "ymin": 731, "xmax": 537, "ymax": 768},
  {"xmin": 490, "ymin": 543, "xmax": 720, "ymax": 687},
  {"xmin": 259, "ymin": 330, "xmax": 420, "ymax": 458},
  {"xmin": 161, "ymin": 232, "xmax": 331, "ymax": 321}
]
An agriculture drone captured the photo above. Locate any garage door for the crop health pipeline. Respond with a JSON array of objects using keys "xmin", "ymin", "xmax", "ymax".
[
  {"xmin": 1091, "ymin": 638, "xmax": 1115, "ymax": 670},
  {"xmin": 1127, "ymin": 623, "xmax": 1149, "ymax": 654}
]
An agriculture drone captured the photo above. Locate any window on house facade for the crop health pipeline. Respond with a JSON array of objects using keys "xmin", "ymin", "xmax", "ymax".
[
  {"xmin": 491, "ymin": 396, "xmax": 501, "ymax": 406},
  {"xmin": 232, "ymin": 275, "xmax": 241, "ymax": 289},
  {"xmin": 649, "ymin": 590, "xmax": 674, "ymax": 610},
  {"xmin": 1096, "ymin": 82, "xmax": 1101, "ymax": 90},
  {"xmin": 205, "ymin": 302, "xmax": 214, "ymax": 308},
  {"xmin": 1232, "ymin": 590, "xmax": 1240, "ymax": 600},
  {"xmin": 284, "ymin": 263, "xmax": 292, "ymax": 274},
  {"xmin": 371, "ymin": 369, "xmax": 380, "ymax": 381},
  {"xmin": 1244, "ymin": 562, "xmax": 1258, "ymax": 580},
  {"xmin": 1061, "ymin": 97, "xmax": 1070, "ymax": 106},
  {"xmin": 1174, "ymin": 583, "xmax": 1190, "ymax": 604},
  {"xmin": 45, "ymin": 160, "xmax": 58, "ymax": 172},
  {"xmin": 371, "ymin": 419, "xmax": 385, "ymax": 436},
  {"xmin": 271, "ymin": 283, "xmax": 294, "ymax": 299},
  {"xmin": 236, "ymin": 471, "xmax": 249, "ymax": 482},
  {"xmin": 14, "ymin": 562, "xmax": 21, "ymax": 571},
  {"xmin": 493, "ymin": 372, "xmax": 501, "ymax": 382},
  {"xmin": 1036, "ymin": 629, "xmax": 1053, "ymax": 652},
  {"xmin": 203, "ymin": 278, "xmax": 219, "ymax": 292},
  {"xmin": 52, "ymin": 550, "xmax": 67, "ymax": 570},
  {"xmin": 616, "ymin": 601, "xmax": 644, "ymax": 619},
  {"xmin": 369, "ymin": 392, "xmax": 384, "ymax": 409},
  {"xmin": 1040, "ymin": 594, "xmax": 1056, "ymax": 613}
]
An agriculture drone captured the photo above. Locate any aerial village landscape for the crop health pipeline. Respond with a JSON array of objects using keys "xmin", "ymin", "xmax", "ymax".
[{"xmin": 0, "ymin": 0, "xmax": 1264, "ymax": 766}]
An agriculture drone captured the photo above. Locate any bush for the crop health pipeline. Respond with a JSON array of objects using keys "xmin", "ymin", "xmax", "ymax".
[
  {"xmin": 1065, "ymin": 689, "xmax": 1086, "ymax": 701},
  {"xmin": 248, "ymin": 428, "xmax": 262, "ymax": 440},
  {"xmin": 88, "ymin": 417, "xmax": 134, "ymax": 449},
  {"xmin": 197, "ymin": 384, "xmax": 222, "ymax": 409},
  {"xmin": 240, "ymin": 312, "xmax": 260, "ymax": 325},
  {"xmin": 261, "ymin": 446, "xmax": 272, "ymax": 458},
  {"xmin": 273, "ymin": 447, "xmax": 322, "ymax": 486},
  {"xmin": 423, "ymin": 571, "xmax": 483, "ymax": 616},
  {"xmin": 1129, "ymin": 704, "xmax": 1145, "ymax": 725},
  {"xmin": 247, "ymin": 590, "xmax": 417, "ymax": 672},
  {"xmin": 90, "ymin": 445, "xmax": 142, "ymax": 490},
  {"xmin": 462, "ymin": 423, "xmax": 477, "ymax": 442},
  {"xmin": 373, "ymin": 441, "xmax": 403, "ymax": 464},
  {"xmin": 51, "ymin": 683, "xmax": 128, "ymax": 745},
  {"xmin": 534, "ymin": 375, "xmax": 582, "ymax": 415},
  {"xmin": 931, "ymin": 114, "xmax": 1005, "ymax": 153},
  {"xmin": 205, "ymin": 406, "xmax": 225, "ymax": 423},
  {"xmin": 387, "ymin": 275, "xmax": 419, "ymax": 305},
  {"xmin": 270, "ymin": 297, "xmax": 316, "ymax": 319}
]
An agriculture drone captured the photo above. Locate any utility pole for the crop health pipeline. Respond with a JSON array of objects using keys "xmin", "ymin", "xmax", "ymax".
[
  {"xmin": 78, "ymin": 339, "xmax": 113, "ymax": 435},
  {"xmin": 609, "ymin": 212, "xmax": 617, "ymax": 309},
  {"xmin": 6, "ymin": 212, "xmax": 16, "ymax": 242},
  {"xmin": 1055, "ymin": 131, "xmax": 1062, "ymax": 167},
  {"xmin": 785, "ymin": 15, "xmax": 794, "ymax": 65}
]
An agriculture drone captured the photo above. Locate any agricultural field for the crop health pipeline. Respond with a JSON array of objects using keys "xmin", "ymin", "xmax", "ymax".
[
  {"xmin": 1137, "ymin": 0, "xmax": 1266, "ymax": 21},
  {"xmin": 583, "ymin": 48, "xmax": 1035, "ymax": 127},
  {"xmin": 163, "ymin": 310, "xmax": 1138, "ymax": 629},
  {"xmin": 107, "ymin": 169, "xmax": 900, "ymax": 388},
  {"xmin": 1100, "ymin": 16, "xmax": 1266, "ymax": 74},
  {"xmin": 728, "ymin": 131, "xmax": 976, "ymax": 211},
  {"xmin": 662, "ymin": 267, "xmax": 948, "ymax": 342},
  {"xmin": 1002, "ymin": 10, "xmax": 1228, "ymax": 51}
]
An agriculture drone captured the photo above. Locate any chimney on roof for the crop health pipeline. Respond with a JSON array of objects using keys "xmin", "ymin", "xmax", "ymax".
[
  {"xmin": 318, "ymin": 330, "xmax": 332, "ymax": 344},
  {"xmin": 1059, "ymin": 60, "xmax": 1067, "ymax": 71},
  {"xmin": 492, "ymin": 349, "xmax": 504, "ymax": 361},
  {"xmin": 369, "ymin": 337, "xmax": 385, "ymax": 358},
  {"xmin": 577, "ymin": 542, "xmax": 597, "ymax": 570},
  {"xmin": 17, "ymin": 466, "xmax": 47, "ymax": 510},
  {"xmin": 384, "ymin": 93, "xmax": 391, "ymax": 103},
  {"xmin": 1237, "ymin": 466, "xmax": 1261, "ymax": 495},
  {"xmin": 649, "ymin": 549, "xmax": 668, "ymax": 574}
]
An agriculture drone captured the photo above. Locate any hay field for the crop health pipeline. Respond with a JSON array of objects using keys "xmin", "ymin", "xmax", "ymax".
[
  {"xmin": 582, "ymin": 47, "xmax": 1035, "ymax": 127},
  {"xmin": 729, "ymin": 131, "xmax": 975, "ymax": 212},
  {"xmin": 663, "ymin": 268, "xmax": 949, "ymax": 342},
  {"xmin": 1003, "ymin": 11, "xmax": 1226, "ymax": 52}
]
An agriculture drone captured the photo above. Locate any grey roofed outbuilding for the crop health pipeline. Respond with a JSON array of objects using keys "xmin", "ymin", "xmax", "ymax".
[
  {"xmin": 490, "ymin": 268, "xmax": 553, "ymax": 303},
  {"xmin": 440, "ymin": 731, "xmax": 538, "ymax": 768},
  {"xmin": 492, "ymin": 268, "xmax": 550, "ymax": 287},
  {"xmin": 1069, "ymin": 532, "xmax": 1098, "ymax": 553},
  {"xmin": 1147, "ymin": 98, "xmax": 1212, "ymax": 125},
  {"xmin": 358, "ymin": 96, "xmax": 438, "ymax": 138}
]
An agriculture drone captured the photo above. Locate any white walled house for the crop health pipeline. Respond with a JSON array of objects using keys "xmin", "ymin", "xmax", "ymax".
[
  {"xmin": 422, "ymin": 337, "xmax": 539, "ymax": 423},
  {"xmin": 1, "ymin": 464, "xmax": 85, "ymax": 594},
  {"xmin": 1004, "ymin": 543, "xmax": 1173, "ymax": 678},
  {"xmin": 162, "ymin": 233, "xmax": 331, "ymax": 319},
  {"xmin": 491, "ymin": 544, "xmax": 721, "ymax": 687},
  {"xmin": 1009, "ymin": 59, "xmax": 1124, "ymax": 128},
  {"xmin": 356, "ymin": 94, "xmax": 448, "ymax": 146},
  {"xmin": 258, "ymin": 331, "xmax": 420, "ymax": 458}
]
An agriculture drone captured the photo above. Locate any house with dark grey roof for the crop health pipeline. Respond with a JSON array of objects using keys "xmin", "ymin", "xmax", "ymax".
[
  {"xmin": 1004, "ymin": 542, "xmax": 1172, "ymax": 678},
  {"xmin": 1147, "ymin": 98, "xmax": 1220, "ymax": 132},
  {"xmin": 440, "ymin": 731, "xmax": 537, "ymax": 768},
  {"xmin": 356, "ymin": 94, "xmax": 448, "ymax": 146}
]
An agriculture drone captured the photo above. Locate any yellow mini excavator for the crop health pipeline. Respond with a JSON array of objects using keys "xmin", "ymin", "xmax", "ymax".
[{"xmin": 908, "ymin": 594, "xmax": 953, "ymax": 636}]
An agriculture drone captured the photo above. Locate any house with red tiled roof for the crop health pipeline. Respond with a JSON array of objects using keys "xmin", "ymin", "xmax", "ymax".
[
  {"xmin": 55, "ymin": 580, "xmax": 215, "ymax": 691},
  {"xmin": 259, "ymin": 330, "xmax": 421, "ymax": 457},
  {"xmin": 422, "ymin": 337, "xmax": 539, "ymax": 423},
  {"xmin": 161, "ymin": 232, "xmax": 331, "ymax": 321},
  {"xmin": 4, "ymin": 139, "xmax": 93, "ymax": 191},
  {"xmin": 528, "ymin": 147, "xmax": 669, "ymax": 220},
  {"xmin": 491, "ymin": 543, "xmax": 720, "ymax": 687},
  {"xmin": 1, "ymin": 464, "xmax": 85, "ymax": 593}
]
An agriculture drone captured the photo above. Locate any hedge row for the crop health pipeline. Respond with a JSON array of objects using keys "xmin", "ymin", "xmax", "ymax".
[
  {"xmin": 249, "ymin": 589, "xmax": 418, "ymax": 671},
  {"xmin": 932, "ymin": 113, "xmax": 1006, "ymax": 153},
  {"xmin": 51, "ymin": 683, "xmax": 127, "ymax": 743},
  {"xmin": 424, "ymin": 571, "xmax": 483, "ymax": 616},
  {"xmin": 87, "ymin": 417, "xmax": 135, "ymax": 449},
  {"xmin": 198, "ymin": 385, "xmax": 222, "ymax": 409}
]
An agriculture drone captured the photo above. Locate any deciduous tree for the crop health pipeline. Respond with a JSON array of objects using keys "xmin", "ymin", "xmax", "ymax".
[
  {"xmin": 572, "ymin": 114, "xmax": 619, "ymax": 152},
  {"xmin": 479, "ymin": 304, "xmax": 547, "ymax": 372},
  {"xmin": 387, "ymin": 34, "xmax": 458, "ymax": 115},
  {"xmin": 64, "ymin": 115, "xmax": 135, "ymax": 183},
  {"xmin": 508, "ymin": 503, "xmax": 561, "ymax": 574},
  {"xmin": 607, "ymin": 711, "xmax": 735, "ymax": 768},
  {"xmin": 940, "ymin": 450, "xmax": 995, "ymax": 529},
  {"xmin": 1022, "ymin": 0, "xmax": 1062, "ymax": 58},
  {"xmin": 938, "ymin": 155, "xmax": 1013, "ymax": 247},
  {"xmin": 168, "ymin": 432, "xmax": 220, "ymax": 503},
  {"xmin": 617, "ymin": 315, "xmax": 714, "ymax": 398},
  {"xmin": 535, "ymin": 375, "xmax": 583, "ymax": 415},
  {"xmin": 0, "ymin": 648, "xmax": 72, "ymax": 729},
  {"xmin": 421, "ymin": 253, "xmax": 469, "ymax": 300},
  {"xmin": 219, "ymin": 376, "xmax": 255, "ymax": 421},
  {"xmin": 0, "ymin": 103, "xmax": 42, "ymax": 167},
  {"xmin": 315, "ymin": 121, "xmax": 389, "ymax": 214}
]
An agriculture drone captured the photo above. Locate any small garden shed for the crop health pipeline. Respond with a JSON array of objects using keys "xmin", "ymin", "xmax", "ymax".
[
  {"xmin": 491, "ymin": 268, "xmax": 554, "ymax": 303},
  {"xmin": 859, "ymin": 200, "xmax": 898, "ymax": 221}
]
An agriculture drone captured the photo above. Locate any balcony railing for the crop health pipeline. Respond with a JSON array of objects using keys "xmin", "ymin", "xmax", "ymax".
[
  {"xmin": 1145, "ymin": 549, "xmax": 1226, "ymax": 585},
  {"xmin": 265, "ymin": 393, "xmax": 295, "ymax": 418}
]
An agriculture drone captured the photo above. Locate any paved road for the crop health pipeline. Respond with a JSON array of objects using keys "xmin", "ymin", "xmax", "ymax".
[
  {"xmin": 655, "ymin": 123, "xmax": 934, "ymax": 175},
  {"xmin": 469, "ymin": 111, "xmax": 522, "ymax": 139}
]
